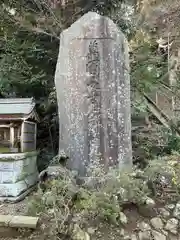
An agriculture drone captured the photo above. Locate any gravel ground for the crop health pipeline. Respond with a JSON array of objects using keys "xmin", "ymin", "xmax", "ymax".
[
  {"xmin": 0, "ymin": 200, "xmax": 28, "ymax": 216},
  {"xmin": 0, "ymin": 197, "xmax": 32, "ymax": 240}
]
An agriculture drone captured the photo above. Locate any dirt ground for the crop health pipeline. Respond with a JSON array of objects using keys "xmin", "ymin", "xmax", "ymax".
[
  {"xmin": 0, "ymin": 198, "xmax": 28, "ymax": 240},
  {"xmin": 0, "ymin": 198, "xmax": 150, "ymax": 240},
  {"xmin": 0, "ymin": 192, "xmax": 177, "ymax": 240}
]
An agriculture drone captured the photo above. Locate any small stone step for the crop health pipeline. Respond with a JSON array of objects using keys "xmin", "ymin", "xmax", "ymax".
[
  {"xmin": 0, "ymin": 215, "xmax": 12, "ymax": 227},
  {"xmin": 10, "ymin": 216, "xmax": 39, "ymax": 229},
  {"xmin": 0, "ymin": 215, "xmax": 39, "ymax": 229}
]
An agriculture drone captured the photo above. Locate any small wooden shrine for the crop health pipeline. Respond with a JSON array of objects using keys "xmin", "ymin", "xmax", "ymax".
[
  {"xmin": 0, "ymin": 98, "xmax": 39, "ymax": 202},
  {"xmin": 0, "ymin": 98, "xmax": 39, "ymax": 153}
]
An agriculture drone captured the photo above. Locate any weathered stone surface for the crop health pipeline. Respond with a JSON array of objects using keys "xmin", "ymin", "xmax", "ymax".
[
  {"xmin": 150, "ymin": 217, "xmax": 164, "ymax": 230},
  {"xmin": 137, "ymin": 222, "xmax": 151, "ymax": 231},
  {"xmin": 0, "ymin": 215, "xmax": 12, "ymax": 227},
  {"xmin": 173, "ymin": 202, "xmax": 180, "ymax": 220},
  {"xmin": 145, "ymin": 197, "xmax": 155, "ymax": 207},
  {"xmin": 165, "ymin": 218, "xmax": 178, "ymax": 235},
  {"xmin": 130, "ymin": 234, "xmax": 138, "ymax": 240},
  {"xmin": 87, "ymin": 227, "xmax": 96, "ymax": 235},
  {"xmin": 159, "ymin": 208, "xmax": 170, "ymax": 218},
  {"xmin": 55, "ymin": 11, "xmax": 132, "ymax": 176},
  {"xmin": 119, "ymin": 212, "xmax": 128, "ymax": 225},
  {"xmin": 165, "ymin": 204, "xmax": 175, "ymax": 211},
  {"xmin": 0, "ymin": 152, "xmax": 38, "ymax": 199},
  {"xmin": 9, "ymin": 216, "xmax": 38, "ymax": 229},
  {"xmin": 138, "ymin": 231, "xmax": 151, "ymax": 240},
  {"xmin": 151, "ymin": 230, "xmax": 166, "ymax": 240},
  {"xmin": 120, "ymin": 228, "xmax": 125, "ymax": 237}
]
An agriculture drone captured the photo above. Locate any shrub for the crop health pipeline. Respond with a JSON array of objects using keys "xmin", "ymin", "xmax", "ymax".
[{"xmin": 28, "ymin": 154, "xmax": 180, "ymax": 238}]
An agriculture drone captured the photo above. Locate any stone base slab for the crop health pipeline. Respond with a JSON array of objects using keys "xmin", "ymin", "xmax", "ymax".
[{"xmin": 0, "ymin": 184, "xmax": 37, "ymax": 203}]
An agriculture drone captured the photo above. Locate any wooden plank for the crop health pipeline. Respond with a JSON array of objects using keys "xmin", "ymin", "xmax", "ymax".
[
  {"xmin": 0, "ymin": 215, "xmax": 39, "ymax": 229},
  {"xmin": 21, "ymin": 122, "xmax": 25, "ymax": 152},
  {"xmin": 17, "ymin": 127, "xmax": 21, "ymax": 139},
  {"xmin": 143, "ymin": 93, "xmax": 180, "ymax": 136},
  {"xmin": 0, "ymin": 125, "xmax": 10, "ymax": 128},
  {"xmin": 21, "ymin": 121, "xmax": 36, "ymax": 152},
  {"xmin": 144, "ymin": 93, "xmax": 171, "ymax": 123},
  {"xmin": 146, "ymin": 100, "xmax": 170, "ymax": 129},
  {"xmin": 10, "ymin": 127, "xmax": 14, "ymax": 148},
  {"xmin": 22, "ymin": 134, "xmax": 35, "ymax": 142}
]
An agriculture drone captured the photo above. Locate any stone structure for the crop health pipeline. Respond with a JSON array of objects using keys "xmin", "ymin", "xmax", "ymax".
[
  {"xmin": 0, "ymin": 98, "xmax": 39, "ymax": 201},
  {"xmin": 0, "ymin": 152, "xmax": 38, "ymax": 200},
  {"xmin": 55, "ymin": 12, "xmax": 132, "ymax": 176}
]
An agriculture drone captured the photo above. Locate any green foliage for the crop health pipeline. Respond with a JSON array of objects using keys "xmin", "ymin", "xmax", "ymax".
[
  {"xmin": 160, "ymin": 127, "xmax": 180, "ymax": 155},
  {"xmin": 28, "ymin": 168, "xmax": 150, "ymax": 226},
  {"xmin": 27, "ymin": 156, "xmax": 180, "ymax": 238},
  {"xmin": 0, "ymin": 0, "xmax": 168, "ymax": 100},
  {"xmin": 0, "ymin": 1, "xmax": 60, "ymax": 165},
  {"xmin": 143, "ymin": 153, "xmax": 180, "ymax": 196},
  {"xmin": 133, "ymin": 99, "xmax": 147, "ymax": 114},
  {"xmin": 0, "ymin": 30, "xmax": 56, "ymax": 96},
  {"xmin": 131, "ymin": 35, "xmax": 168, "ymax": 93}
]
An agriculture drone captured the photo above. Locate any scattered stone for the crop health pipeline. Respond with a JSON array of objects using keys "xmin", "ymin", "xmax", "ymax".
[
  {"xmin": 138, "ymin": 231, "xmax": 151, "ymax": 240},
  {"xmin": 109, "ymin": 235, "xmax": 115, "ymax": 240},
  {"xmin": 120, "ymin": 228, "xmax": 125, "ymax": 237},
  {"xmin": 151, "ymin": 230, "xmax": 166, "ymax": 240},
  {"xmin": 72, "ymin": 224, "xmax": 90, "ymax": 240},
  {"xmin": 159, "ymin": 176, "xmax": 170, "ymax": 187},
  {"xmin": 145, "ymin": 197, "xmax": 155, "ymax": 206},
  {"xmin": 96, "ymin": 231, "xmax": 102, "ymax": 237},
  {"xmin": 173, "ymin": 202, "xmax": 180, "ymax": 220},
  {"xmin": 150, "ymin": 217, "xmax": 164, "ymax": 230},
  {"xmin": 119, "ymin": 212, "xmax": 128, "ymax": 225},
  {"xmin": 159, "ymin": 208, "xmax": 170, "ymax": 218},
  {"xmin": 87, "ymin": 227, "xmax": 96, "ymax": 235},
  {"xmin": 137, "ymin": 221, "xmax": 151, "ymax": 231},
  {"xmin": 123, "ymin": 235, "xmax": 131, "ymax": 240},
  {"xmin": 165, "ymin": 218, "xmax": 178, "ymax": 235},
  {"xmin": 117, "ymin": 188, "xmax": 128, "ymax": 203},
  {"xmin": 165, "ymin": 204, "xmax": 175, "ymax": 211},
  {"xmin": 131, "ymin": 234, "xmax": 138, "ymax": 240}
]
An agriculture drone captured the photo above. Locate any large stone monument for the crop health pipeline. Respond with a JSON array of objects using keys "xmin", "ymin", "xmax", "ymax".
[{"xmin": 55, "ymin": 12, "xmax": 132, "ymax": 176}]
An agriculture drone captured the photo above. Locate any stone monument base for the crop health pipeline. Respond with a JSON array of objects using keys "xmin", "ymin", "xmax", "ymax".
[
  {"xmin": 0, "ymin": 184, "xmax": 37, "ymax": 203},
  {"xmin": 0, "ymin": 151, "xmax": 38, "ymax": 202}
]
